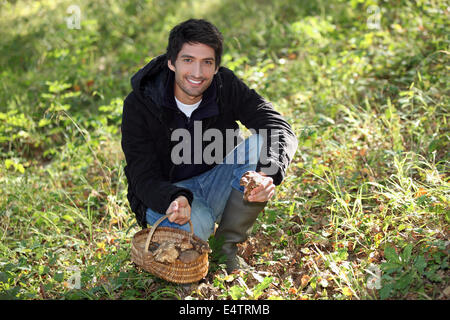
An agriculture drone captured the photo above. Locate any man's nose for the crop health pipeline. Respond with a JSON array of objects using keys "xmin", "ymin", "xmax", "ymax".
[{"xmin": 191, "ymin": 62, "xmax": 202, "ymax": 78}]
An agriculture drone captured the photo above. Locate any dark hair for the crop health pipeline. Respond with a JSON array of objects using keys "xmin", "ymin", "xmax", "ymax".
[{"xmin": 166, "ymin": 19, "xmax": 224, "ymax": 68}]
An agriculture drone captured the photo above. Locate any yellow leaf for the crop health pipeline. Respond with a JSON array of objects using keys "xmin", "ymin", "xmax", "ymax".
[
  {"xmin": 342, "ymin": 287, "xmax": 353, "ymax": 297},
  {"xmin": 97, "ymin": 241, "xmax": 106, "ymax": 249},
  {"xmin": 16, "ymin": 163, "xmax": 25, "ymax": 174},
  {"xmin": 224, "ymin": 274, "xmax": 235, "ymax": 282}
]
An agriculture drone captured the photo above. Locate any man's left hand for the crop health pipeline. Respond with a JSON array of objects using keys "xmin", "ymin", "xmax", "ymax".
[
  {"xmin": 247, "ymin": 172, "xmax": 275, "ymax": 202},
  {"xmin": 166, "ymin": 195, "xmax": 191, "ymax": 225}
]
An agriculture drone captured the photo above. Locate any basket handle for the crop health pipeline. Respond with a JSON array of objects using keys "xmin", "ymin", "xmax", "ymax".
[{"xmin": 144, "ymin": 213, "xmax": 194, "ymax": 252}]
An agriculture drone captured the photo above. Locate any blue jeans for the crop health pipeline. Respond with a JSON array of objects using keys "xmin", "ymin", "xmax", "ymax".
[{"xmin": 145, "ymin": 134, "xmax": 263, "ymax": 241}]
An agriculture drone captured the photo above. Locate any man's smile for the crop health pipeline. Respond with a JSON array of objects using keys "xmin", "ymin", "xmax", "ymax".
[{"xmin": 187, "ymin": 78, "xmax": 204, "ymax": 86}]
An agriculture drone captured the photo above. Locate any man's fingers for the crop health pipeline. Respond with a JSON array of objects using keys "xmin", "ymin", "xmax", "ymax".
[
  {"xmin": 249, "ymin": 185, "xmax": 262, "ymax": 195},
  {"xmin": 170, "ymin": 207, "xmax": 191, "ymax": 225},
  {"xmin": 167, "ymin": 211, "xmax": 177, "ymax": 222},
  {"xmin": 166, "ymin": 200, "xmax": 178, "ymax": 214},
  {"xmin": 176, "ymin": 207, "xmax": 187, "ymax": 223},
  {"xmin": 249, "ymin": 184, "xmax": 275, "ymax": 202},
  {"xmin": 166, "ymin": 201, "xmax": 179, "ymax": 222},
  {"xmin": 165, "ymin": 197, "xmax": 191, "ymax": 224},
  {"xmin": 247, "ymin": 175, "xmax": 275, "ymax": 201},
  {"xmin": 250, "ymin": 176, "xmax": 273, "ymax": 195},
  {"xmin": 267, "ymin": 187, "xmax": 275, "ymax": 200},
  {"xmin": 169, "ymin": 212, "xmax": 183, "ymax": 224}
]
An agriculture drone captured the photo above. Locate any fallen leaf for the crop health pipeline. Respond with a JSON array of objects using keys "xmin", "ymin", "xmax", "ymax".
[
  {"xmin": 443, "ymin": 286, "xmax": 450, "ymax": 297},
  {"xmin": 39, "ymin": 284, "xmax": 47, "ymax": 299},
  {"xmin": 359, "ymin": 148, "xmax": 367, "ymax": 157},
  {"xmin": 300, "ymin": 275, "xmax": 311, "ymax": 288},
  {"xmin": 347, "ymin": 241, "xmax": 355, "ymax": 251},
  {"xmin": 415, "ymin": 188, "xmax": 427, "ymax": 198},
  {"xmin": 288, "ymin": 287, "xmax": 297, "ymax": 295}
]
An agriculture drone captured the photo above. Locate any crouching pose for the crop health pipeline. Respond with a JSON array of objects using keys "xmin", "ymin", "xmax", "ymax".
[{"xmin": 121, "ymin": 19, "xmax": 297, "ymax": 272}]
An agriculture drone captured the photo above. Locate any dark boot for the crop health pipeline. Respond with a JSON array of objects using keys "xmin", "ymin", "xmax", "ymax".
[{"xmin": 215, "ymin": 188, "xmax": 267, "ymax": 273}]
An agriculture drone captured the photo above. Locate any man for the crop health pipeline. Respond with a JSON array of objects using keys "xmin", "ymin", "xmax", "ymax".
[{"xmin": 121, "ymin": 19, "xmax": 297, "ymax": 272}]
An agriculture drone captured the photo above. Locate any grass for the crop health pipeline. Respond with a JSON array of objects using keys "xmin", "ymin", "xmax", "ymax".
[{"xmin": 0, "ymin": 0, "xmax": 448, "ymax": 300}]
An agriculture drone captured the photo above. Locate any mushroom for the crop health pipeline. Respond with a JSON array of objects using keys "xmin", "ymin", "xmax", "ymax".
[
  {"xmin": 179, "ymin": 237, "xmax": 194, "ymax": 251},
  {"xmin": 153, "ymin": 241, "xmax": 179, "ymax": 264},
  {"xmin": 240, "ymin": 171, "xmax": 265, "ymax": 201},
  {"xmin": 178, "ymin": 250, "xmax": 200, "ymax": 263}
]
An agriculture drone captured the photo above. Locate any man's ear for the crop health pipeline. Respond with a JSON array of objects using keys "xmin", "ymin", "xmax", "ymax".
[
  {"xmin": 168, "ymin": 59, "xmax": 176, "ymax": 72},
  {"xmin": 214, "ymin": 66, "xmax": 219, "ymax": 74}
]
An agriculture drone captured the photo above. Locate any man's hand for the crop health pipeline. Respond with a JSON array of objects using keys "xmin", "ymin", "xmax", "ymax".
[
  {"xmin": 166, "ymin": 195, "xmax": 191, "ymax": 225},
  {"xmin": 246, "ymin": 172, "xmax": 275, "ymax": 202}
]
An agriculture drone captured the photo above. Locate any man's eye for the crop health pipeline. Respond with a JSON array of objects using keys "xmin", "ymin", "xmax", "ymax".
[
  {"xmin": 183, "ymin": 58, "xmax": 192, "ymax": 63},
  {"xmin": 204, "ymin": 60, "xmax": 213, "ymax": 65}
]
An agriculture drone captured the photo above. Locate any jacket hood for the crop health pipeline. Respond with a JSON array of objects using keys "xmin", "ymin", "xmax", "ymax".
[{"xmin": 130, "ymin": 54, "xmax": 170, "ymax": 111}]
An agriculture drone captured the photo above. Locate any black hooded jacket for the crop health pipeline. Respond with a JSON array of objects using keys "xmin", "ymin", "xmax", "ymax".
[{"xmin": 121, "ymin": 54, "xmax": 298, "ymax": 228}]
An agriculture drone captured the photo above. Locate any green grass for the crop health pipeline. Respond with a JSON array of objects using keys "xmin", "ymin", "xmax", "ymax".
[{"xmin": 0, "ymin": 0, "xmax": 448, "ymax": 300}]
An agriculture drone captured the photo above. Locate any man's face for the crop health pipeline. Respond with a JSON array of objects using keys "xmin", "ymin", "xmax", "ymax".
[{"xmin": 168, "ymin": 42, "xmax": 218, "ymax": 104}]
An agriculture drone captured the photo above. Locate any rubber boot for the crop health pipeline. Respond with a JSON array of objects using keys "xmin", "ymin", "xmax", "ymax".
[{"xmin": 215, "ymin": 188, "xmax": 267, "ymax": 273}]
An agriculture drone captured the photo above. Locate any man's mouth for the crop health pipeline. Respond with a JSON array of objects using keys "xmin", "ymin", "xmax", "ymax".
[{"xmin": 187, "ymin": 78, "xmax": 203, "ymax": 86}]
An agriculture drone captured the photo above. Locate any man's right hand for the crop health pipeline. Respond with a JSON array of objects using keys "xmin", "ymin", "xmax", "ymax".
[{"xmin": 166, "ymin": 195, "xmax": 191, "ymax": 225}]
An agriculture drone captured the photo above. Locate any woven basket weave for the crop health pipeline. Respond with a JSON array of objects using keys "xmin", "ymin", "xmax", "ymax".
[{"xmin": 131, "ymin": 214, "xmax": 209, "ymax": 284}]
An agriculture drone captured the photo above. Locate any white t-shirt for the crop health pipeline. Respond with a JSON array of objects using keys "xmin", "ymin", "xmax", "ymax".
[{"xmin": 175, "ymin": 97, "xmax": 202, "ymax": 118}]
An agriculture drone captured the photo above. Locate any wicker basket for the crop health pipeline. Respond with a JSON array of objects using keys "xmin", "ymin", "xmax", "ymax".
[{"xmin": 131, "ymin": 214, "xmax": 209, "ymax": 284}]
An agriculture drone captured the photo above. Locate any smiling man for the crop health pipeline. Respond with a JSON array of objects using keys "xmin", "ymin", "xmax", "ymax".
[
  {"xmin": 121, "ymin": 19, "xmax": 298, "ymax": 272},
  {"xmin": 168, "ymin": 42, "xmax": 217, "ymax": 105}
]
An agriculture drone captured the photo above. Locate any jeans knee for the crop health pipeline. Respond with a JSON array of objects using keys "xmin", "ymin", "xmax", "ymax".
[{"xmin": 246, "ymin": 133, "xmax": 264, "ymax": 165}]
